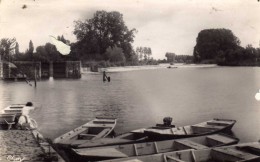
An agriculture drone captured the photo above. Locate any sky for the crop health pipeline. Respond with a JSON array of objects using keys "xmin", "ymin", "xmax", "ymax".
[{"xmin": 0, "ymin": 0, "xmax": 260, "ymax": 59}]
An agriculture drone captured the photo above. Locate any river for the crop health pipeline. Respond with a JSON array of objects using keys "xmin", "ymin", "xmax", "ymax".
[{"xmin": 0, "ymin": 65, "xmax": 259, "ymax": 142}]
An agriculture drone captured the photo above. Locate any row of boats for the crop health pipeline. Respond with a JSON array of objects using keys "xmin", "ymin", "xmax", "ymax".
[
  {"xmin": 1, "ymin": 104, "xmax": 259, "ymax": 162},
  {"xmin": 52, "ymin": 117, "xmax": 260, "ymax": 162}
]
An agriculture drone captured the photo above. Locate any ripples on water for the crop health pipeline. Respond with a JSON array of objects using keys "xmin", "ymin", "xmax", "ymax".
[{"xmin": 0, "ymin": 66, "xmax": 259, "ymax": 142}]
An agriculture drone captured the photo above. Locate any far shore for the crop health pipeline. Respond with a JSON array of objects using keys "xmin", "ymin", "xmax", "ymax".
[{"xmin": 81, "ymin": 63, "xmax": 218, "ymax": 73}]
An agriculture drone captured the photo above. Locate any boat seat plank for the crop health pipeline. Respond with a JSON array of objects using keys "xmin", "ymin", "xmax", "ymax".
[
  {"xmin": 175, "ymin": 140, "xmax": 209, "ymax": 150},
  {"xmin": 165, "ymin": 155, "xmax": 186, "ymax": 162},
  {"xmin": 93, "ymin": 128, "xmax": 111, "ymax": 140},
  {"xmin": 74, "ymin": 148, "xmax": 128, "ymax": 158},
  {"xmin": 207, "ymin": 120, "xmax": 231, "ymax": 126},
  {"xmin": 213, "ymin": 148, "xmax": 258, "ymax": 159},
  {"xmin": 120, "ymin": 159, "xmax": 143, "ymax": 162},
  {"xmin": 93, "ymin": 120, "xmax": 116, "ymax": 124},
  {"xmin": 237, "ymin": 144, "xmax": 260, "ymax": 150},
  {"xmin": 192, "ymin": 124, "xmax": 224, "ymax": 129},
  {"xmin": 154, "ymin": 142, "xmax": 159, "ymax": 154},
  {"xmin": 170, "ymin": 127, "xmax": 186, "ymax": 135},
  {"xmin": 77, "ymin": 138, "xmax": 133, "ymax": 148},
  {"xmin": 183, "ymin": 126, "xmax": 193, "ymax": 135},
  {"xmin": 206, "ymin": 134, "xmax": 236, "ymax": 144},
  {"xmin": 134, "ymin": 144, "xmax": 138, "ymax": 156},
  {"xmin": 79, "ymin": 133, "xmax": 96, "ymax": 137}
]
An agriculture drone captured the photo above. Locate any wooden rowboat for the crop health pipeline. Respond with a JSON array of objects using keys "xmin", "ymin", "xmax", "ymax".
[
  {"xmin": 53, "ymin": 117, "xmax": 117, "ymax": 147},
  {"xmin": 2, "ymin": 102, "xmax": 34, "ymax": 118},
  {"xmin": 144, "ymin": 118, "xmax": 236, "ymax": 140},
  {"xmin": 101, "ymin": 142, "xmax": 260, "ymax": 162},
  {"xmin": 75, "ymin": 123, "xmax": 175, "ymax": 149},
  {"xmin": 72, "ymin": 133, "xmax": 239, "ymax": 161},
  {"xmin": 73, "ymin": 128, "xmax": 148, "ymax": 148}
]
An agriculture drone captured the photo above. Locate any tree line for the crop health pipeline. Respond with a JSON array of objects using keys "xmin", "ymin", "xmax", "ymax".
[
  {"xmin": 193, "ymin": 28, "xmax": 260, "ymax": 66},
  {"xmin": 0, "ymin": 10, "xmax": 145, "ymax": 67}
]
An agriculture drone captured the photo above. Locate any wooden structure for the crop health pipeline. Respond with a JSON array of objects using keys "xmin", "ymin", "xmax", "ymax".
[{"xmin": 0, "ymin": 61, "xmax": 81, "ymax": 80}]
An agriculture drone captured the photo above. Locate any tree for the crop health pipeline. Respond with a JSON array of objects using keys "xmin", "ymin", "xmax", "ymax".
[
  {"xmin": 193, "ymin": 29, "xmax": 240, "ymax": 62},
  {"xmin": 105, "ymin": 46, "xmax": 126, "ymax": 63},
  {"xmin": 15, "ymin": 42, "xmax": 20, "ymax": 55},
  {"xmin": 136, "ymin": 46, "xmax": 152, "ymax": 61},
  {"xmin": 28, "ymin": 40, "xmax": 34, "ymax": 60},
  {"xmin": 147, "ymin": 47, "xmax": 152, "ymax": 60},
  {"xmin": 0, "ymin": 38, "xmax": 16, "ymax": 61},
  {"xmin": 35, "ymin": 43, "xmax": 62, "ymax": 62},
  {"xmin": 73, "ymin": 10, "xmax": 137, "ymax": 61},
  {"xmin": 143, "ymin": 47, "xmax": 148, "ymax": 60},
  {"xmin": 29, "ymin": 40, "xmax": 34, "ymax": 54},
  {"xmin": 165, "ymin": 52, "xmax": 175, "ymax": 63}
]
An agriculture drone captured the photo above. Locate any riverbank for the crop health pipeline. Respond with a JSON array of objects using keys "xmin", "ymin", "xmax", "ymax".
[
  {"xmin": 82, "ymin": 63, "xmax": 218, "ymax": 73},
  {"xmin": 0, "ymin": 103, "xmax": 65, "ymax": 162},
  {"xmin": 0, "ymin": 129, "xmax": 65, "ymax": 162},
  {"xmin": 0, "ymin": 130, "xmax": 43, "ymax": 161}
]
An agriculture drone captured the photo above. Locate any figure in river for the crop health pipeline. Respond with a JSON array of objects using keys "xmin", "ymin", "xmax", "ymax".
[{"xmin": 103, "ymin": 71, "xmax": 110, "ymax": 82}]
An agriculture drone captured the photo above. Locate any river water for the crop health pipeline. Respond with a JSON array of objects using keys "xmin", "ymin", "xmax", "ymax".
[{"xmin": 0, "ymin": 65, "xmax": 259, "ymax": 142}]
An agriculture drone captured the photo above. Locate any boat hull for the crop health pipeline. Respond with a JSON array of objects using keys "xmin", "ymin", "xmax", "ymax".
[
  {"xmin": 53, "ymin": 117, "xmax": 117, "ymax": 147},
  {"xmin": 145, "ymin": 119, "xmax": 235, "ymax": 140},
  {"xmin": 72, "ymin": 133, "xmax": 239, "ymax": 162}
]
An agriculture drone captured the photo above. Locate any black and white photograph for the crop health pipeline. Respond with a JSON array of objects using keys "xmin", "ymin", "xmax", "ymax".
[{"xmin": 0, "ymin": 0, "xmax": 260, "ymax": 161}]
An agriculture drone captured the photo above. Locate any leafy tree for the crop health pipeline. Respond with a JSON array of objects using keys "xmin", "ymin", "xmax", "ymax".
[
  {"xmin": 73, "ymin": 10, "xmax": 137, "ymax": 62},
  {"xmin": 175, "ymin": 55, "xmax": 194, "ymax": 63},
  {"xmin": 28, "ymin": 40, "xmax": 34, "ymax": 60},
  {"xmin": 0, "ymin": 38, "xmax": 16, "ymax": 61},
  {"xmin": 15, "ymin": 42, "xmax": 20, "ymax": 55},
  {"xmin": 136, "ymin": 46, "xmax": 152, "ymax": 61},
  {"xmin": 143, "ymin": 47, "xmax": 148, "ymax": 60},
  {"xmin": 193, "ymin": 29, "xmax": 240, "ymax": 62},
  {"xmin": 29, "ymin": 40, "xmax": 34, "ymax": 54},
  {"xmin": 35, "ymin": 43, "xmax": 62, "ymax": 62},
  {"xmin": 165, "ymin": 52, "xmax": 175, "ymax": 63},
  {"xmin": 105, "ymin": 46, "xmax": 125, "ymax": 63},
  {"xmin": 147, "ymin": 47, "xmax": 152, "ymax": 60}
]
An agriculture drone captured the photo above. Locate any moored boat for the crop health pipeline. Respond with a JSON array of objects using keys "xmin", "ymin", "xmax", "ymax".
[
  {"xmin": 53, "ymin": 117, "xmax": 117, "ymax": 147},
  {"xmin": 74, "ymin": 128, "xmax": 148, "ymax": 148},
  {"xmin": 2, "ymin": 102, "xmax": 34, "ymax": 118},
  {"xmin": 144, "ymin": 118, "xmax": 236, "ymax": 140},
  {"xmin": 101, "ymin": 142, "xmax": 260, "ymax": 162},
  {"xmin": 74, "ymin": 117, "xmax": 176, "ymax": 148},
  {"xmin": 72, "ymin": 133, "xmax": 239, "ymax": 161}
]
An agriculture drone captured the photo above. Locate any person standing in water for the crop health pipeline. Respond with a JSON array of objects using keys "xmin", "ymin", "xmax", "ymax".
[
  {"xmin": 103, "ymin": 71, "xmax": 110, "ymax": 82},
  {"xmin": 103, "ymin": 71, "xmax": 107, "ymax": 82}
]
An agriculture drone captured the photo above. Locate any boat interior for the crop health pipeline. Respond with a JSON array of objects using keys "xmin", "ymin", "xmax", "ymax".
[
  {"xmin": 74, "ymin": 134, "xmax": 238, "ymax": 159},
  {"xmin": 54, "ymin": 118, "xmax": 117, "ymax": 145},
  {"xmin": 149, "ymin": 119, "xmax": 235, "ymax": 135},
  {"xmin": 162, "ymin": 143, "xmax": 260, "ymax": 162},
  {"xmin": 103, "ymin": 143, "xmax": 260, "ymax": 162},
  {"xmin": 77, "ymin": 127, "xmax": 112, "ymax": 140}
]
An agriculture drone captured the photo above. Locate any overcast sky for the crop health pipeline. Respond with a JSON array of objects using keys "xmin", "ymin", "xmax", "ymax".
[{"xmin": 0, "ymin": 0, "xmax": 259, "ymax": 59}]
